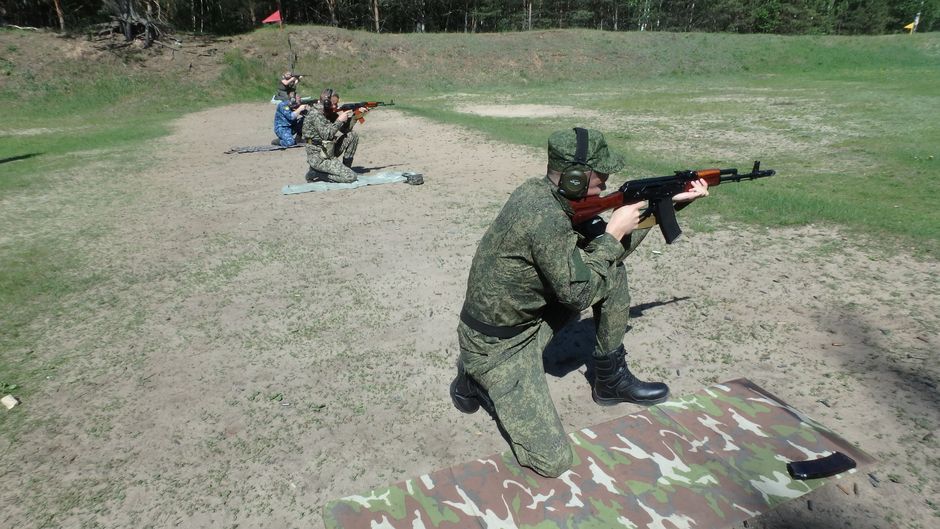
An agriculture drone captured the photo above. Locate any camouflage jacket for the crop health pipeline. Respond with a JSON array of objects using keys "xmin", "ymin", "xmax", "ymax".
[
  {"xmin": 462, "ymin": 177, "xmax": 649, "ymax": 330},
  {"xmin": 301, "ymin": 101, "xmax": 354, "ymax": 159}
]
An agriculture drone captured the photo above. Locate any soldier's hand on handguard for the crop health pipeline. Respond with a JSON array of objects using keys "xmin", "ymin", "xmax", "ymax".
[
  {"xmin": 605, "ymin": 201, "xmax": 647, "ymax": 241},
  {"xmin": 671, "ymin": 178, "xmax": 710, "ymax": 203}
]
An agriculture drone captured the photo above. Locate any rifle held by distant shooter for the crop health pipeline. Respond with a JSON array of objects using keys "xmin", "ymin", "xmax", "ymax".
[
  {"xmin": 335, "ymin": 100, "xmax": 395, "ymax": 123},
  {"xmin": 571, "ymin": 161, "xmax": 775, "ymax": 244},
  {"xmin": 289, "ymin": 96, "xmax": 316, "ymax": 114}
]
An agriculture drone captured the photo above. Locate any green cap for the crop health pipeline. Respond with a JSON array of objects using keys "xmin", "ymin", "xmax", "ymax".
[{"xmin": 547, "ymin": 128, "xmax": 625, "ymax": 175}]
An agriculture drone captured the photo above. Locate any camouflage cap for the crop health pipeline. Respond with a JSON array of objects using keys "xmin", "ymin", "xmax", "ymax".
[{"xmin": 547, "ymin": 128, "xmax": 625, "ymax": 175}]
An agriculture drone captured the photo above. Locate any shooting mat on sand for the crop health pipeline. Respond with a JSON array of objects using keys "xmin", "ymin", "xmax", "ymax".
[
  {"xmin": 224, "ymin": 143, "xmax": 305, "ymax": 154},
  {"xmin": 323, "ymin": 378, "xmax": 874, "ymax": 529},
  {"xmin": 282, "ymin": 171, "xmax": 423, "ymax": 195}
]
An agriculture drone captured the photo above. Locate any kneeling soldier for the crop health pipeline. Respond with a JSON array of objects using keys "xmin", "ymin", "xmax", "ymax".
[{"xmin": 302, "ymin": 88, "xmax": 366, "ymax": 183}]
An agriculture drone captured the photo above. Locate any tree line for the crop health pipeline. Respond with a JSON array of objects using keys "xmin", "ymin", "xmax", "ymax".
[{"xmin": 2, "ymin": 0, "xmax": 935, "ymax": 36}]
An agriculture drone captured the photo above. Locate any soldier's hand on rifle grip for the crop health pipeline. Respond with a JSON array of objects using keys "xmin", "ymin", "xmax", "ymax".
[
  {"xmin": 605, "ymin": 201, "xmax": 647, "ymax": 241},
  {"xmin": 336, "ymin": 110, "xmax": 352, "ymax": 123},
  {"xmin": 672, "ymin": 178, "xmax": 710, "ymax": 203}
]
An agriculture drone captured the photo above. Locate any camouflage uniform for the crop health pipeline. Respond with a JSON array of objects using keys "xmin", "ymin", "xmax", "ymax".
[
  {"xmin": 274, "ymin": 76, "xmax": 299, "ymax": 102},
  {"xmin": 458, "ymin": 139, "xmax": 651, "ymax": 477},
  {"xmin": 302, "ymin": 101, "xmax": 359, "ymax": 183}
]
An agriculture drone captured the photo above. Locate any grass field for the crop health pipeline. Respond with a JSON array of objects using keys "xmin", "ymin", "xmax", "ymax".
[
  {"xmin": 345, "ymin": 31, "xmax": 940, "ymax": 254},
  {"xmin": 1, "ymin": 25, "xmax": 938, "ymax": 435}
]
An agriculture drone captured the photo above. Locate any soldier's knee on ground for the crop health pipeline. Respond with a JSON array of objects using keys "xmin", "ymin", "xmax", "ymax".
[
  {"xmin": 276, "ymin": 129, "xmax": 296, "ymax": 147},
  {"xmin": 514, "ymin": 436, "xmax": 573, "ymax": 478}
]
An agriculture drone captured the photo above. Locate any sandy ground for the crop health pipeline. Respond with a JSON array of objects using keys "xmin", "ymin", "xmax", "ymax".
[{"xmin": 2, "ymin": 104, "xmax": 938, "ymax": 529}]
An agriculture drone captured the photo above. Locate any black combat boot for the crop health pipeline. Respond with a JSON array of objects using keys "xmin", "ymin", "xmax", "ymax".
[
  {"xmin": 343, "ymin": 157, "xmax": 354, "ymax": 168},
  {"xmin": 305, "ymin": 168, "xmax": 320, "ymax": 183},
  {"xmin": 450, "ymin": 362, "xmax": 493, "ymax": 415},
  {"xmin": 592, "ymin": 346, "xmax": 669, "ymax": 406}
]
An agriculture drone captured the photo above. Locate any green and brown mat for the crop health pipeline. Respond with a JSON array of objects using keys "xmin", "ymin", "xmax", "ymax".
[
  {"xmin": 224, "ymin": 143, "xmax": 305, "ymax": 154},
  {"xmin": 323, "ymin": 378, "xmax": 874, "ymax": 529}
]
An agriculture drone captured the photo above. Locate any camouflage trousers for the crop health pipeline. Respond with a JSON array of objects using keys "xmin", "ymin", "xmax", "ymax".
[
  {"xmin": 305, "ymin": 131, "xmax": 359, "ymax": 183},
  {"xmin": 458, "ymin": 263, "xmax": 632, "ymax": 477}
]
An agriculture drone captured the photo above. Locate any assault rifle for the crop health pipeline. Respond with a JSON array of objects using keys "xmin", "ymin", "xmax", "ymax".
[
  {"xmin": 289, "ymin": 96, "xmax": 316, "ymax": 115},
  {"xmin": 571, "ymin": 161, "xmax": 775, "ymax": 244},
  {"xmin": 335, "ymin": 100, "xmax": 395, "ymax": 123},
  {"xmin": 290, "ymin": 96, "xmax": 315, "ymax": 108}
]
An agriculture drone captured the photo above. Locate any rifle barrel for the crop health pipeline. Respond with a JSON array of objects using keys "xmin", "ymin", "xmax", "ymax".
[{"xmin": 717, "ymin": 161, "xmax": 775, "ymax": 184}]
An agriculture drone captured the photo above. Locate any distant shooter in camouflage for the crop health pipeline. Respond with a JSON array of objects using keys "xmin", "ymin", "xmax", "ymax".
[
  {"xmin": 275, "ymin": 71, "xmax": 302, "ymax": 102},
  {"xmin": 302, "ymin": 88, "xmax": 367, "ymax": 183},
  {"xmin": 450, "ymin": 128, "xmax": 710, "ymax": 477}
]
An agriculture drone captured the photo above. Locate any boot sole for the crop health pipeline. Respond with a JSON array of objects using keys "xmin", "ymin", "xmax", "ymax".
[{"xmin": 592, "ymin": 388, "xmax": 669, "ymax": 407}]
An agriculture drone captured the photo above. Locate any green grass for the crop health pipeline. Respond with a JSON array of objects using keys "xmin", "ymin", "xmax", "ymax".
[
  {"xmin": 383, "ymin": 34, "xmax": 939, "ymax": 256},
  {"xmin": 1, "ymin": 26, "xmax": 939, "ymax": 441}
]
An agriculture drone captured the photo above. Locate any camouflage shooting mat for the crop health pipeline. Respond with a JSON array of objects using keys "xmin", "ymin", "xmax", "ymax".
[
  {"xmin": 282, "ymin": 171, "xmax": 423, "ymax": 195},
  {"xmin": 224, "ymin": 143, "xmax": 305, "ymax": 154},
  {"xmin": 322, "ymin": 378, "xmax": 874, "ymax": 529}
]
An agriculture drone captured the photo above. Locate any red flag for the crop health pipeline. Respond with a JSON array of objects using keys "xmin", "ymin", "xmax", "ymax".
[{"xmin": 262, "ymin": 10, "xmax": 282, "ymax": 24}]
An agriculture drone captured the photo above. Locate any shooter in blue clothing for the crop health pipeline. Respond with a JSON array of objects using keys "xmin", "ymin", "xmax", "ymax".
[{"xmin": 272, "ymin": 99, "xmax": 310, "ymax": 147}]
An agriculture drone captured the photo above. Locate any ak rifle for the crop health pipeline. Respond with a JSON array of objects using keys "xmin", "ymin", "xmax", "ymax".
[
  {"xmin": 334, "ymin": 100, "xmax": 395, "ymax": 123},
  {"xmin": 571, "ymin": 161, "xmax": 776, "ymax": 244},
  {"xmin": 290, "ymin": 96, "xmax": 315, "ymax": 108}
]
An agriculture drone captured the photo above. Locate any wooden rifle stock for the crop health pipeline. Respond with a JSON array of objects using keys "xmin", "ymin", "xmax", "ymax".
[{"xmin": 571, "ymin": 194, "xmax": 628, "ymax": 225}]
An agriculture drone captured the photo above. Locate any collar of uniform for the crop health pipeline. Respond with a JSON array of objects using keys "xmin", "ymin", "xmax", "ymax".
[{"xmin": 543, "ymin": 175, "xmax": 575, "ymax": 217}]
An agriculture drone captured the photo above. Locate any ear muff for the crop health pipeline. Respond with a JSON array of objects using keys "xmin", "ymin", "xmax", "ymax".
[
  {"xmin": 321, "ymin": 88, "xmax": 336, "ymax": 110},
  {"xmin": 558, "ymin": 127, "xmax": 592, "ymax": 198}
]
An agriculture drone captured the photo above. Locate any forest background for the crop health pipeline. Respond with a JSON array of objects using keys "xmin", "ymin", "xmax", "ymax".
[{"xmin": 4, "ymin": 0, "xmax": 938, "ymax": 37}]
